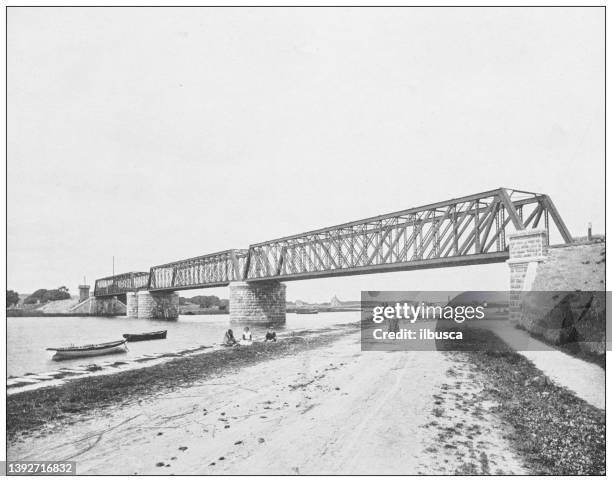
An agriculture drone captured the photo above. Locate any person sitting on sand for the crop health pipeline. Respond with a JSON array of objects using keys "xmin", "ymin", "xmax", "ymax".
[
  {"xmin": 265, "ymin": 329, "xmax": 277, "ymax": 342},
  {"xmin": 222, "ymin": 329, "xmax": 237, "ymax": 346},
  {"xmin": 387, "ymin": 315, "xmax": 400, "ymax": 334},
  {"xmin": 239, "ymin": 327, "xmax": 253, "ymax": 346}
]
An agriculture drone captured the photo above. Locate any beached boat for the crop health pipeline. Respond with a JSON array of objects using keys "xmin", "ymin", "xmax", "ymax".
[
  {"xmin": 46, "ymin": 339, "xmax": 128, "ymax": 361},
  {"xmin": 122, "ymin": 330, "xmax": 167, "ymax": 342},
  {"xmin": 296, "ymin": 308, "xmax": 319, "ymax": 314}
]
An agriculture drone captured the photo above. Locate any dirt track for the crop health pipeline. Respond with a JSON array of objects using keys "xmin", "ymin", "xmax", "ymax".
[{"xmin": 8, "ymin": 332, "xmax": 525, "ymax": 475}]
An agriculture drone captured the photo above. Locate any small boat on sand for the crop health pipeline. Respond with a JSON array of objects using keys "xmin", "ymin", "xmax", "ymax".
[
  {"xmin": 122, "ymin": 330, "xmax": 167, "ymax": 342},
  {"xmin": 46, "ymin": 339, "xmax": 128, "ymax": 361}
]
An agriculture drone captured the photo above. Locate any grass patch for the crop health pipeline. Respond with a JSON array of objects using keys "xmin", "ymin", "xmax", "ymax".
[
  {"xmin": 7, "ymin": 329, "xmax": 353, "ymax": 442},
  {"xmin": 437, "ymin": 325, "xmax": 605, "ymax": 475}
]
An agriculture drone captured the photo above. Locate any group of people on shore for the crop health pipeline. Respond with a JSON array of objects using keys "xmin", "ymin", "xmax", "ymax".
[{"xmin": 222, "ymin": 326, "xmax": 277, "ymax": 347}]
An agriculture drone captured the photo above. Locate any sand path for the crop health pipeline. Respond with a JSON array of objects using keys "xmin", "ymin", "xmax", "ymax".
[
  {"xmin": 9, "ymin": 332, "xmax": 525, "ymax": 475},
  {"xmin": 482, "ymin": 321, "xmax": 605, "ymax": 410}
]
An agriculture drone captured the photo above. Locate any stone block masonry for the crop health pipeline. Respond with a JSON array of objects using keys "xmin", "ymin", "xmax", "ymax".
[
  {"xmin": 507, "ymin": 228, "xmax": 548, "ymax": 261},
  {"xmin": 126, "ymin": 292, "xmax": 138, "ymax": 318},
  {"xmin": 507, "ymin": 229, "xmax": 548, "ymax": 323},
  {"xmin": 137, "ymin": 291, "xmax": 179, "ymax": 321},
  {"xmin": 230, "ymin": 281, "xmax": 286, "ymax": 324}
]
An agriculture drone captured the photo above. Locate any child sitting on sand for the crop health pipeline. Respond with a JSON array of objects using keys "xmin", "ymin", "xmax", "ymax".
[
  {"xmin": 222, "ymin": 329, "xmax": 237, "ymax": 346},
  {"xmin": 265, "ymin": 330, "xmax": 277, "ymax": 342},
  {"xmin": 239, "ymin": 327, "xmax": 253, "ymax": 346}
]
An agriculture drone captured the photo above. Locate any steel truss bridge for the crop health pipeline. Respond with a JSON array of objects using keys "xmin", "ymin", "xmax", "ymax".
[{"xmin": 94, "ymin": 188, "xmax": 573, "ymax": 297}]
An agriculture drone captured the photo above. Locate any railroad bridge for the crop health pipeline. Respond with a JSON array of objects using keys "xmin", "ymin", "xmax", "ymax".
[{"xmin": 92, "ymin": 188, "xmax": 573, "ymax": 323}]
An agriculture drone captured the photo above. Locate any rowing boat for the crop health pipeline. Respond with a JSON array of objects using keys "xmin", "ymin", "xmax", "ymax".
[
  {"xmin": 122, "ymin": 330, "xmax": 167, "ymax": 342},
  {"xmin": 46, "ymin": 339, "xmax": 128, "ymax": 360},
  {"xmin": 296, "ymin": 308, "xmax": 319, "ymax": 314}
]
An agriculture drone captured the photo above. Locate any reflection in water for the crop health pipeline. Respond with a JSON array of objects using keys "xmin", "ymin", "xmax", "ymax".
[{"xmin": 7, "ymin": 312, "xmax": 359, "ymax": 377}]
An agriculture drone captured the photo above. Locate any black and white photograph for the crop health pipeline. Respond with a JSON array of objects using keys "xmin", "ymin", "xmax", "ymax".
[{"xmin": 4, "ymin": 4, "xmax": 607, "ymax": 476}]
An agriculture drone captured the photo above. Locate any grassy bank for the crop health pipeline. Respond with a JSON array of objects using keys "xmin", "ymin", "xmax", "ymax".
[
  {"xmin": 437, "ymin": 326, "xmax": 605, "ymax": 475},
  {"xmin": 7, "ymin": 328, "xmax": 354, "ymax": 442},
  {"xmin": 6, "ymin": 310, "xmax": 102, "ymax": 317}
]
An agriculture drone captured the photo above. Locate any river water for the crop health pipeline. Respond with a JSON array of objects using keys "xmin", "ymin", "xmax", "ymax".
[{"xmin": 7, "ymin": 312, "xmax": 360, "ymax": 378}]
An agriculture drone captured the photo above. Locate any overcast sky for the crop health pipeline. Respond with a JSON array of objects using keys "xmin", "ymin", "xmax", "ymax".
[{"xmin": 8, "ymin": 7, "xmax": 604, "ymax": 301}]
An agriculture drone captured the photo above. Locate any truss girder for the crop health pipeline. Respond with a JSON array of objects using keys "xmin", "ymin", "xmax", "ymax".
[
  {"xmin": 94, "ymin": 189, "xmax": 573, "ymax": 292},
  {"xmin": 93, "ymin": 272, "xmax": 150, "ymax": 297},
  {"xmin": 148, "ymin": 250, "xmax": 249, "ymax": 291},
  {"xmin": 244, "ymin": 188, "xmax": 572, "ymax": 281}
]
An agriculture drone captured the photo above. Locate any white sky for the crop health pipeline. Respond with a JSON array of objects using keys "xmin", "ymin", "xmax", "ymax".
[{"xmin": 7, "ymin": 7, "xmax": 604, "ymax": 301}]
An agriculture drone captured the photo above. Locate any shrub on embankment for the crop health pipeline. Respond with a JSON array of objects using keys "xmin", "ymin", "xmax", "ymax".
[{"xmin": 24, "ymin": 287, "xmax": 71, "ymax": 304}]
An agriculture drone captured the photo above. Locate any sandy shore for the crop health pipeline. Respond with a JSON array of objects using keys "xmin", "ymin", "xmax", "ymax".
[{"xmin": 8, "ymin": 327, "xmax": 526, "ymax": 475}]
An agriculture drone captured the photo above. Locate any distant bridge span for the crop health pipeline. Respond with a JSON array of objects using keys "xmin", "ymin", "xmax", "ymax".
[{"xmin": 94, "ymin": 188, "xmax": 572, "ymax": 298}]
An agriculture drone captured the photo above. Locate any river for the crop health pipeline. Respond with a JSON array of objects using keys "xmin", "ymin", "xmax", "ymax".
[{"xmin": 7, "ymin": 312, "xmax": 360, "ymax": 378}]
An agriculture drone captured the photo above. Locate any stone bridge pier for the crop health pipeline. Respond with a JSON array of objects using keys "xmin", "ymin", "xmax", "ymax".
[
  {"xmin": 229, "ymin": 281, "xmax": 286, "ymax": 325},
  {"xmin": 124, "ymin": 291, "xmax": 179, "ymax": 321},
  {"xmin": 507, "ymin": 228, "xmax": 548, "ymax": 322},
  {"xmin": 126, "ymin": 292, "xmax": 139, "ymax": 317}
]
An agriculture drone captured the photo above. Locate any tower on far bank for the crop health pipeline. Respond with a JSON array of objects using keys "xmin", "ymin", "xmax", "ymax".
[{"xmin": 79, "ymin": 283, "xmax": 90, "ymax": 302}]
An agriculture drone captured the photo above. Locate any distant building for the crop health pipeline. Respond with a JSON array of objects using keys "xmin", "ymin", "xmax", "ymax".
[{"xmin": 79, "ymin": 285, "xmax": 91, "ymax": 302}]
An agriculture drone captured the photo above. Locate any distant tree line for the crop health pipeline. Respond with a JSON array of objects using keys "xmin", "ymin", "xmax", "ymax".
[
  {"xmin": 6, "ymin": 290, "xmax": 19, "ymax": 307},
  {"xmin": 179, "ymin": 295, "xmax": 227, "ymax": 309},
  {"xmin": 23, "ymin": 286, "xmax": 71, "ymax": 305}
]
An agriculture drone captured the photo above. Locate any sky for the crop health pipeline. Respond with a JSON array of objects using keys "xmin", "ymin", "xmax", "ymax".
[{"xmin": 7, "ymin": 7, "xmax": 604, "ymax": 301}]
